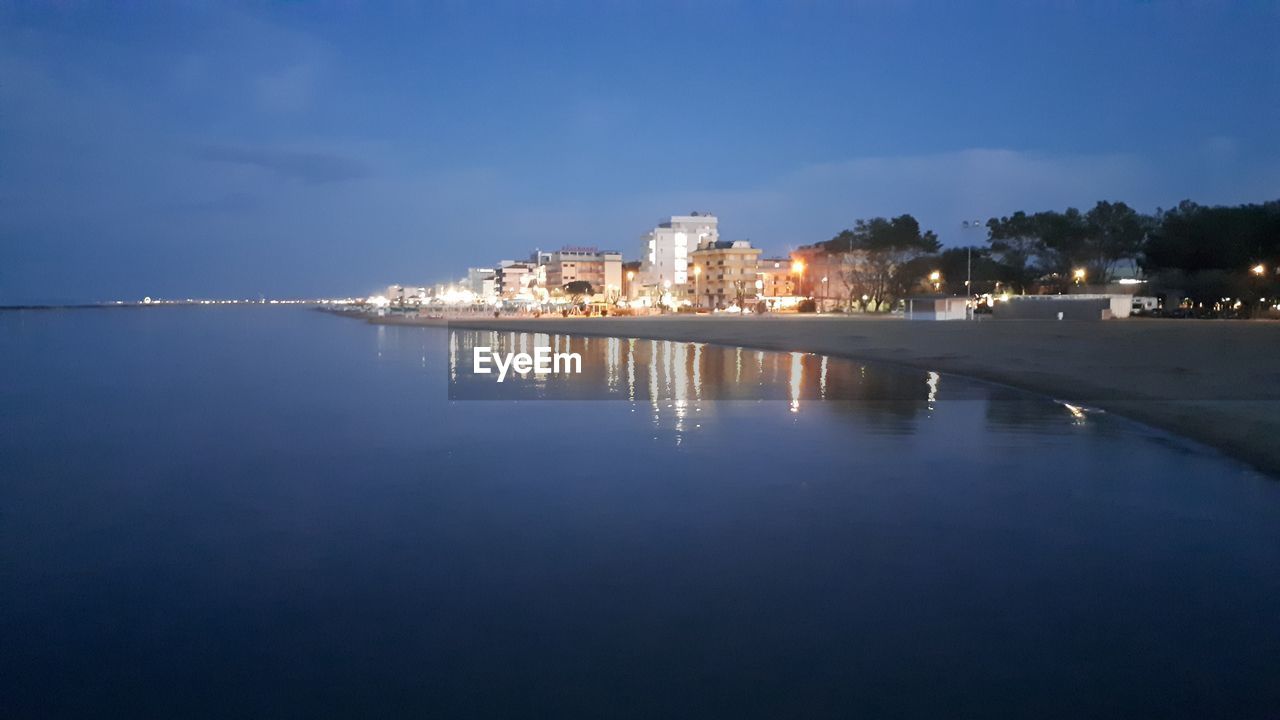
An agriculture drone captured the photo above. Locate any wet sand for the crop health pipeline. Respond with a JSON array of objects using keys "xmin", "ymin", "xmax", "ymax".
[{"xmin": 370, "ymin": 313, "xmax": 1280, "ymax": 477}]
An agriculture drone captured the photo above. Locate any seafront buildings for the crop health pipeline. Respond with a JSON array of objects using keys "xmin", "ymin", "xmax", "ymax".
[
  {"xmin": 366, "ymin": 203, "xmax": 1275, "ymax": 319},
  {"xmin": 382, "ymin": 211, "xmax": 809, "ymax": 312},
  {"xmin": 689, "ymin": 239, "xmax": 762, "ymax": 309},
  {"xmin": 638, "ymin": 213, "xmax": 720, "ymax": 302},
  {"xmin": 536, "ymin": 247, "xmax": 624, "ymax": 300},
  {"xmin": 495, "ymin": 260, "xmax": 537, "ymax": 300},
  {"xmin": 466, "ymin": 268, "xmax": 496, "ymax": 298}
]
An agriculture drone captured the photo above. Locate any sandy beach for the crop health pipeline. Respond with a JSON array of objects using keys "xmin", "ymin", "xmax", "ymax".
[{"xmin": 374, "ymin": 313, "xmax": 1280, "ymax": 477}]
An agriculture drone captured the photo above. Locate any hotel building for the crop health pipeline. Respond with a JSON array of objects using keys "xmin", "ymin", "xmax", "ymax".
[
  {"xmin": 639, "ymin": 213, "xmax": 719, "ymax": 300},
  {"xmin": 536, "ymin": 247, "xmax": 623, "ymax": 298},
  {"xmin": 690, "ymin": 239, "xmax": 762, "ymax": 309},
  {"xmin": 495, "ymin": 260, "xmax": 537, "ymax": 299},
  {"xmin": 756, "ymin": 258, "xmax": 796, "ymax": 298}
]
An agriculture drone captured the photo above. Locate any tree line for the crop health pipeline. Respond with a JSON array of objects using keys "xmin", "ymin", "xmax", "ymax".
[{"xmin": 814, "ymin": 198, "xmax": 1279, "ymax": 309}]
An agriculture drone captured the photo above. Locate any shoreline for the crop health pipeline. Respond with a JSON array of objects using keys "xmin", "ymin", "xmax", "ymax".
[{"xmin": 356, "ymin": 312, "xmax": 1279, "ymax": 478}]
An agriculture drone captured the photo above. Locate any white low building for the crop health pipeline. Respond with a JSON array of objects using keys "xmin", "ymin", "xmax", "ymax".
[
  {"xmin": 994, "ymin": 294, "xmax": 1133, "ymax": 320},
  {"xmin": 905, "ymin": 296, "xmax": 969, "ymax": 320}
]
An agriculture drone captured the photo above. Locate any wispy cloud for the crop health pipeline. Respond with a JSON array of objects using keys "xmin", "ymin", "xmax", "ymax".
[
  {"xmin": 253, "ymin": 62, "xmax": 318, "ymax": 113},
  {"xmin": 194, "ymin": 144, "xmax": 370, "ymax": 184}
]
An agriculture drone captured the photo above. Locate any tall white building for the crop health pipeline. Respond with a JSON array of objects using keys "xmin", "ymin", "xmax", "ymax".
[
  {"xmin": 639, "ymin": 213, "xmax": 719, "ymax": 296},
  {"xmin": 466, "ymin": 267, "xmax": 497, "ymax": 300}
]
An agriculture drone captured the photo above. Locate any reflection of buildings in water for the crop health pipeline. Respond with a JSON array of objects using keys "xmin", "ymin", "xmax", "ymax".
[
  {"xmin": 448, "ymin": 329, "xmax": 457, "ymax": 381},
  {"xmin": 448, "ymin": 331, "xmax": 933, "ymax": 425},
  {"xmin": 693, "ymin": 343, "xmax": 703, "ymax": 401},
  {"xmin": 790, "ymin": 352, "xmax": 803, "ymax": 413},
  {"xmin": 626, "ymin": 338, "xmax": 636, "ymax": 401},
  {"xmin": 444, "ymin": 329, "xmax": 1082, "ymax": 443}
]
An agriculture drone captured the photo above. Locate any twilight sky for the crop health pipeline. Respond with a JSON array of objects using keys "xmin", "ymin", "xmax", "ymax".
[{"xmin": 2, "ymin": 2, "xmax": 1278, "ymax": 303}]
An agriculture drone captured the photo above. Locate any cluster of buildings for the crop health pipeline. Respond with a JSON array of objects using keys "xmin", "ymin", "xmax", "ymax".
[
  {"xmin": 374, "ymin": 213, "xmax": 809, "ymax": 313},
  {"xmin": 369, "ymin": 210, "xmax": 1171, "ymax": 322}
]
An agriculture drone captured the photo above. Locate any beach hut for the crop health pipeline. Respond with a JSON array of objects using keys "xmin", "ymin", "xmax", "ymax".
[{"xmin": 905, "ymin": 295, "xmax": 969, "ymax": 321}]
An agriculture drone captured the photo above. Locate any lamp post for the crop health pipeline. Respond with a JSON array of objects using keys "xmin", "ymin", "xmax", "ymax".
[
  {"xmin": 625, "ymin": 270, "xmax": 635, "ymax": 300},
  {"xmin": 929, "ymin": 270, "xmax": 941, "ymax": 293},
  {"xmin": 693, "ymin": 264, "xmax": 702, "ymax": 310},
  {"xmin": 1073, "ymin": 268, "xmax": 1087, "ymax": 287},
  {"xmin": 1251, "ymin": 264, "xmax": 1267, "ymax": 318},
  {"xmin": 791, "ymin": 259, "xmax": 806, "ymax": 297}
]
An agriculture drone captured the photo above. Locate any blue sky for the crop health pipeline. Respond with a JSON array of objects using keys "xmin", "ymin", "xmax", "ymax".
[{"xmin": 2, "ymin": 1, "xmax": 1277, "ymax": 302}]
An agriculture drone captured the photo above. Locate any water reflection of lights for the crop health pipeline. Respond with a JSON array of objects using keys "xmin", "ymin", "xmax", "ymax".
[
  {"xmin": 448, "ymin": 330, "xmax": 457, "ymax": 380},
  {"xmin": 649, "ymin": 340, "xmax": 660, "ymax": 427},
  {"xmin": 789, "ymin": 352, "xmax": 803, "ymax": 413},
  {"xmin": 926, "ymin": 371, "xmax": 940, "ymax": 409},
  {"xmin": 1062, "ymin": 402, "xmax": 1089, "ymax": 424},
  {"xmin": 692, "ymin": 343, "xmax": 703, "ymax": 400},
  {"xmin": 626, "ymin": 338, "xmax": 636, "ymax": 402}
]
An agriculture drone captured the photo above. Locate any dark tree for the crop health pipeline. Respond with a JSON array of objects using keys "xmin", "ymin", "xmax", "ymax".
[
  {"xmin": 1142, "ymin": 199, "xmax": 1280, "ymax": 305},
  {"xmin": 563, "ymin": 280, "xmax": 593, "ymax": 304},
  {"xmin": 821, "ymin": 214, "xmax": 940, "ymax": 310},
  {"xmin": 985, "ymin": 212, "xmax": 1043, "ymax": 293},
  {"xmin": 1082, "ymin": 201, "xmax": 1149, "ymax": 282}
]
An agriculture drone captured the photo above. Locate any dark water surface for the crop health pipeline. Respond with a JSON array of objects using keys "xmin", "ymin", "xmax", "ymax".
[{"xmin": 2, "ymin": 307, "xmax": 1277, "ymax": 718}]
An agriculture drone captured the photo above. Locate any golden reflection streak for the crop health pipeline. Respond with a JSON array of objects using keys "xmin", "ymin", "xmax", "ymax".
[{"xmin": 789, "ymin": 352, "xmax": 803, "ymax": 413}]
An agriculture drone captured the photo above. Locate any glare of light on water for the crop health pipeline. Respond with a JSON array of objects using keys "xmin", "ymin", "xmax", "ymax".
[{"xmin": 790, "ymin": 352, "xmax": 803, "ymax": 413}]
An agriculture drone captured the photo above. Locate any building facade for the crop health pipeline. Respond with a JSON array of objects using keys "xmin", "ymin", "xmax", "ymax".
[
  {"xmin": 538, "ymin": 247, "xmax": 623, "ymax": 298},
  {"xmin": 467, "ymin": 267, "xmax": 497, "ymax": 299},
  {"xmin": 622, "ymin": 260, "xmax": 642, "ymax": 301},
  {"xmin": 495, "ymin": 260, "xmax": 536, "ymax": 299},
  {"xmin": 639, "ymin": 213, "xmax": 719, "ymax": 301},
  {"xmin": 690, "ymin": 239, "xmax": 762, "ymax": 308},
  {"xmin": 756, "ymin": 257, "xmax": 795, "ymax": 298}
]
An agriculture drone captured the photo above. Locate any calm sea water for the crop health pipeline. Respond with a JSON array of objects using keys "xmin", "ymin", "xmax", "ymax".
[{"xmin": 2, "ymin": 307, "xmax": 1277, "ymax": 718}]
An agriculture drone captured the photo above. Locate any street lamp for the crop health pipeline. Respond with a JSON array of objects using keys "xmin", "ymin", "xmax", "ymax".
[
  {"xmin": 929, "ymin": 270, "xmax": 941, "ymax": 292},
  {"xmin": 693, "ymin": 264, "xmax": 702, "ymax": 309},
  {"xmin": 1073, "ymin": 268, "xmax": 1087, "ymax": 286},
  {"xmin": 1250, "ymin": 264, "xmax": 1268, "ymax": 318},
  {"xmin": 791, "ymin": 259, "xmax": 805, "ymax": 296}
]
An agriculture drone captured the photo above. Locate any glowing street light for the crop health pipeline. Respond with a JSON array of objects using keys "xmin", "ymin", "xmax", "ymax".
[
  {"xmin": 1252, "ymin": 264, "xmax": 1266, "ymax": 276},
  {"xmin": 1073, "ymin": 268, "xmax": 1087, "ymax": 285},
  {"xmin": 791, "ymin": 259, "xmax": 805, "ymax": 295},
  {"xmin": 929, "ymin": 270, "xmax": 941, "ymax": 291},
  {"xmin": 693, "ymin": 264, "xmax": 702, "ymax": 308}
]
